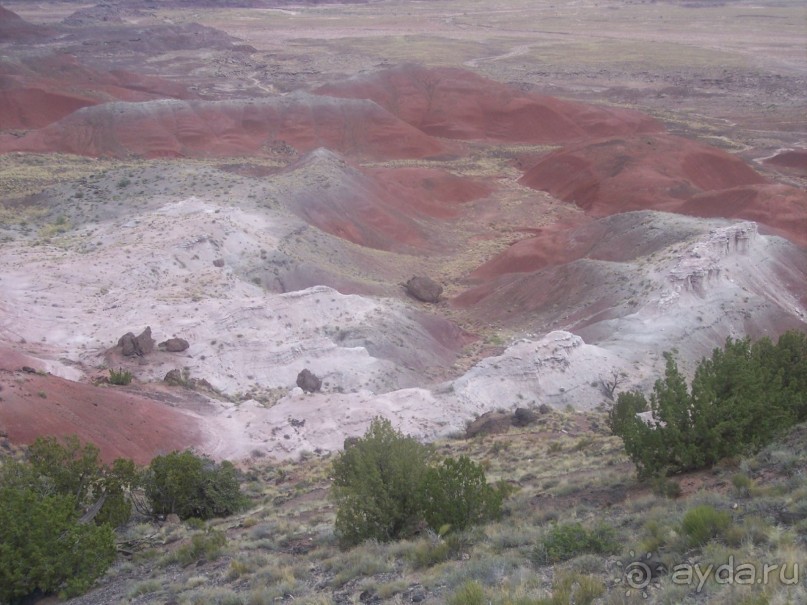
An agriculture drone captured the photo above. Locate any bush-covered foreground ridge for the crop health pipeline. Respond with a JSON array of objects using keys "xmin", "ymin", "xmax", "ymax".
[
  {"xmin": 609, "ymin": 331, "xmax": 807, "ymax": 478},
  {"xmin": 1, "ymin": 330, "xmax": 806, "ymax": 604},
  {"xmin": 0, "ymin": 438, "xmax": 244, "ymax": 604}
]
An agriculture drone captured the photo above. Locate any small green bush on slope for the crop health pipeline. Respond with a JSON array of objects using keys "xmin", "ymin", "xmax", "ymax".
[
  {"xmin": 331, "ymin": 417, "xmax": 507, "ymax": 547},
  {"xmin": 144, "ymin": 450, "xmax": 245, "ymax": 520},
  {"xmin": 0, "ymin": 485, "xmax": 116, "ymax": 603},
  {"xmin": 0, "ymin": 435, "xmax": 136, "ymax": 603},
  {"xmin": 609, "ymin": 331, "xmax": 807, "ymax": 478}
]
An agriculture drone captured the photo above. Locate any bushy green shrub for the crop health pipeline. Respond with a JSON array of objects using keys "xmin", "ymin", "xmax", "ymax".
[
  {"xmin": 681, "ymin": 505, "xmax": 732, "ymax": 547},
  {"xmin": 447, "ymin": 580, "xmax": 485, "ymax": 605},
  {"xmin": 331, "ymin": 418, "xmax": 432, "ymax": 546},
  {"xmin": 170, "ymin": 529, "xmax": 228, "ymax": 566},
  {"xmin": 0, "ymin": 436, "xmax": 140, "ymax": 601},
  {"xmin": 609, "ymin": 332, "xmax": 807, "ymax": 478},
  {"xmin": 144, "ymin": 450, "xmax": 244, "ymax": 520},
  {"xmin": 331, "ymin": 418, "xmax": 506, "ymax": 547},
  {"xmin": 419, "ymin": 455, "xmax": 507, "ymax": 533},
  {"xmin": 532, "ymin": 521, "xmax": 620, "ymax": 565},
  {"xmin": 0, "ymin": 485, "xmax": 116, "ymax": 602},
  {"xmin": 25, "ymin": 435, "xmax": 139, "ymax": 528},
  {"xmin": 108, "ymin": 367, "xmax": 133, "ymax": 385}
]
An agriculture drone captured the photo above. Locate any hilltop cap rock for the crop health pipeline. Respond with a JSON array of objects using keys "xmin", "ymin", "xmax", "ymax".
[
  {"xmin": 118, "ymin": 327, "xmax": 155, "ymax": 356},
  {"xmin": 296, "ymin": 369, "xmax": 322, "ymax": 393},
  {"xmin": 404, "ymin": 275, "xmax": 443, "ymax": 303}
]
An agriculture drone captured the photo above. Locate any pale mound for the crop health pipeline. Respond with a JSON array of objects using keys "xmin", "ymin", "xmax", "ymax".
[
  {"xmin": 454, "ymin": 217, "xmax": 807, "ymax": 365},
  {"xmin": 450, "ymin": 331, "xmax": 644, "ymax": 412},
  {"xmin": 0, "ymin": 54, "xmax": 190, "ymax": 129},
  {"xmin": 520, "ymin": 134, "xmax": 767, "ymax": 215},
  {"xmin": 0, "ymin": 355, "xmax": 204, "ymax": 464},
  {"xmin": 316, "ymin": 65, "xmax": 661, "ymax": 143},
  {"xmin": 0, "ymin": 94, "xmax": 450, "ymax": 159},
  {"xmin": 278, "ymin": 149, "xmax": 491, "ymax": 250}
]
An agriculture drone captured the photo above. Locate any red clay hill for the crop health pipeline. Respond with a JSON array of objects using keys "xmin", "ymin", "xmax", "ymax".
[
  {"xmin": 280, "ymin": 148, "xmax": 493, "ymax": 252},
  {"xmin": 316, "ymin": 65, "xmax": 662, "ymax": 143},
  {"xmin": 519, "ymin": 134, "xmax": 807, "ymax": 246},
  {"xmin": 0, "ymin": 53, "xmax": 191, "ymax": 130},
  {"xmin": 0, "ymin": 349, "xmax": 204, "ymax": 464},
  {"xmin": 0, "ymin": 93, "xmax": 451, "ymax": 160}
]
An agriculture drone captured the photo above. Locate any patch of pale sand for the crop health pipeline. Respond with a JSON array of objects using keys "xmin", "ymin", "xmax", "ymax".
[
  {"xmin": 450, "ymin": 330, "xmax": 645, "ymax": 413},
  {"xmin": 201, "ymin": 387, "xmax": 461, "ymax": 461},
  {"xmin": 0, "ymin": 196, "xmax": 454, "ymax": 397}
]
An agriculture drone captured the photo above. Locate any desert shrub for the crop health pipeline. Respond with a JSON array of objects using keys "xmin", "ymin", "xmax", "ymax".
[
  {"xmin": 170, "ymin": 529, "xmax": 228, "ymax": 566},
  {"xmin": 331, "ymin": 417, "xmax": 505, "ymax": 547},
  {"xmin": 108, "ymin": 367, "xmax": 133, "ymax": 385},
  {"xmin": 731, "ymin": 473, "xmax": 754, "ymax": 498},
  {"xmin": 609, "ymin": 332, "xmax": 807, "ymax": 478},
  {"xmin": 0, "ymin": 485, "xmax": 116, "ymax": 602},
  {"xmin": 681, "ymin": 505, "xmax": 732, "ymax": 547},
  {"xmin": 543, "ymin": 572, "xmax": 604, "ymax": 605},
  {"xmin": 532, "ymin": 522, "xmax": 620, "ymax": 565},
  {"xmin": 405, "ymin": 538, "xmax": 453, "ymax": 569},
  {"xmin": 650, "ymin": 475, "xmax": 682, "ymax": 499},
  {"xmin": 447, "ymin": 580, "xmax": 485, "ymax": 605},
  {"xmin": 606, "ymin": 390, "xmax": 647, "ymax": 436},
  {"xmin": 331, "ymin": 418, "xmax": 432, "ymax": 546},
  {"xmin": 419, "ymin": 455, "xmax": 506, "ymax": 533},
  {"xmin": 144, "ymin": 450, "xmax": 245, "ymax": 520},
  {"xmin": 23, "ymin": 435, "xmax": 139, "ymax": 528}
]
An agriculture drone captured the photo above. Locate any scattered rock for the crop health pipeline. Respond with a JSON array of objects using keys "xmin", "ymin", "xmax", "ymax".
[
  {"xmin": 118, "ymin": 327, "xmax": 155, "ymax": 357},
  {"xmin": 213, "ymin": 258, "xmax": 225, "ymax": 267},
  {"xmin": 163, "ymin": 369, "xmax": 185, "ymax": 387},
  {"xmin": 513, "ymin": 407, "xmax": 538, "ymax": 427},
  {"xmin": 408, "ymin": 586, "xmax": 427, "ymax": 603},
  {"xmin": 465, "ymin": 410, "xmax": 512, "ymax": 438},
  {"xmin": 404, "ymin": 275, "xmax": 443, "ymax": 303},
  {"xmin": 159, "ymin": 337, "xmax": 189, "ymax": 352},
  {"xmin": 296, "ymin": 369, "xmax": 322, "ymax": 393}
]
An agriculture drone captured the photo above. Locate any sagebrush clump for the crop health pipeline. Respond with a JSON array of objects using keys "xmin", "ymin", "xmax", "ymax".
[{"xmin": 331, "ymin": 417, "xmax": 507, "ymax": 547}]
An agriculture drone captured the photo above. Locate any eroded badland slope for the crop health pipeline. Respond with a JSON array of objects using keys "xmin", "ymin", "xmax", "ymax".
[{"xmin": 0, "ymin": 1, "xmax": 805, "ymax": 464}]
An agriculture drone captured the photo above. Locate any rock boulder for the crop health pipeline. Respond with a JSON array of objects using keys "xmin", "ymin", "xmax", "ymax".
[
  {"xmin": 296, "ymin": 369, "xmax": 322, "ymax": 393},
  {"xmin": 404, "ymin": 276, "xmax": 443, "ymax": 303}
]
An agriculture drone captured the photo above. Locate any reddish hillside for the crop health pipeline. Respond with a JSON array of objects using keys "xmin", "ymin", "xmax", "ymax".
[
  {"xmin": 280, "ymin": 149, "xmax": 491, "ymax": 251},
  {"xmin": 519, "ymin": 134, "xmax": 767, "ymax": 213},
  {"xmin": 518, "ymin": 134, "xmax": 807, "ymax": 246},
  {"xmin": 316, "ymin": 65, "xmax": 662, "ymax": 143},
  {"xmin": 469, "ymin": 211, "xmax": 707, "ymax": 279},
  {"xmin": 682, "ymin": 184, "xmax": 807, "ymax": 247},
  {"xmin": 0, "ymin": 54, "xmax": 191, "ymax": 130},
  {"xmin": 0, "ymin": 94, "xmax": 451, "ymax": 159},
  {"xmin": 0, "ymin": 353, "xmax": 204, "ymax": 465}
]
